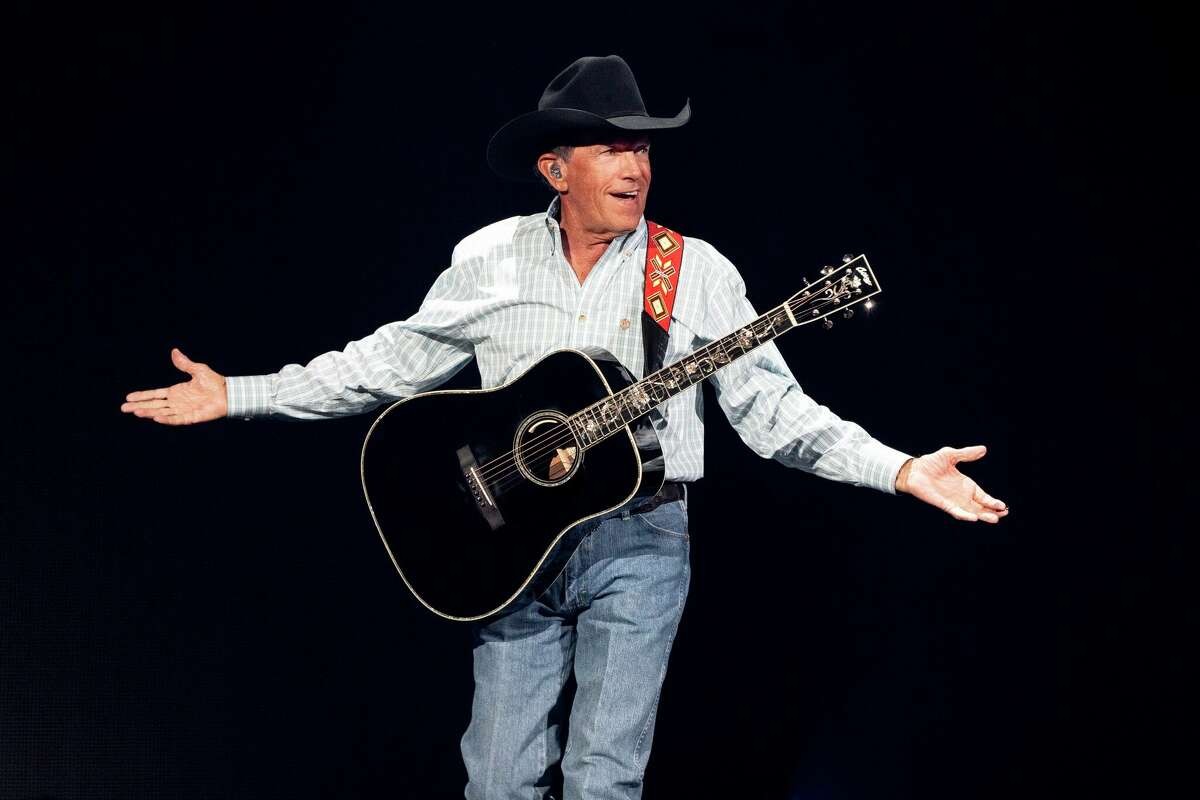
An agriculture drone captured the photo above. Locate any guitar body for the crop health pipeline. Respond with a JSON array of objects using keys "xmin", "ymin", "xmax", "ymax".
[{"xmin": 360, "ymin": 348, "xmax": 664, "ymax": 621}]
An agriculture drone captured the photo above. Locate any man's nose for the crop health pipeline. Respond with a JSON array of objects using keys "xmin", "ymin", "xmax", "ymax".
[{"xmin": 616, "ymin": 150, "xmax": 644, "ymax": 179}]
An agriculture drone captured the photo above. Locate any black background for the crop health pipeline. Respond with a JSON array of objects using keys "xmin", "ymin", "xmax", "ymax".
[{"xmin": 3, "ymin": 2, "xmax": 1186, "ymax": 798}]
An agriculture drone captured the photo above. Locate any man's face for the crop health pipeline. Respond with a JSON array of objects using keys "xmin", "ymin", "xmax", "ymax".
[{"xmin": 559, "ymin": 136, "xmax": 651, "ymax": 238}]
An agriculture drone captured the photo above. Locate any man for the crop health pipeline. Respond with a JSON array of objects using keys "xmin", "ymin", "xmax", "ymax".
[{"xmin": 121, "ymin": 55, "xmax": 1007, "ymax": 799}]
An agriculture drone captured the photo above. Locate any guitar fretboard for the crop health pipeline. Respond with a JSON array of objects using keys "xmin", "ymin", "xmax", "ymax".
[{"xmin": 567, "ymin": 254, "xmax": 879, "ymax": 449}]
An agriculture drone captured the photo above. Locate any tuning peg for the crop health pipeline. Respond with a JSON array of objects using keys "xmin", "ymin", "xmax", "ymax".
[
  {"xmin": 820, "ymin": 265, "xmax": 835, "ymax": 276},
  {"xmin": 822, "ymin": 317, "xmax": 834, "ymax": 330},
  {"xmin": 842, "ymin": 308, "xmax": 854, "ymax": 319},
  {"xmin": 842, "ymin": 253, "xmax": 856, "ymax": 263}
]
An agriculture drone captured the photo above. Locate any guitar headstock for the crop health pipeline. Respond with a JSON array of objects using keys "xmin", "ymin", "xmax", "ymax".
[{"xmin": 786, "ymin": 254, "xmax": 882, "ymax": 329}]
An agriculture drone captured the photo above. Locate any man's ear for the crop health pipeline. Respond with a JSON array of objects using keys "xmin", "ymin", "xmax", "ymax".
[{"xmin": 537, "ymin": 153, "xmax": 567, "ymax": 191}]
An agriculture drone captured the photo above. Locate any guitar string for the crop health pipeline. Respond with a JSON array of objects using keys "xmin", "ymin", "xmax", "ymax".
[
  {"xmin": 472, "ymin": 288, "xmax": 858, "ymax": 491},
  {"xmin": 472, "ymin": 301, "xmax": 792, "ymax": 486},
  {"xmin": 468, "ymin": 309, "xmax": 765, "ymax": 484},
  {"xmin": 469, "ymin": 284, "xmax": 845, "ymax": 485},
  {"xmin": 479, "ymin": 307, "xmax": 791, "ymax": 491},
  {"xmin": 476, "ymin": 287, "xmax": 857, "ymax": 492},
  {"xmin": 471, "ymin": 285, "xmax": 862, "ymax": 490},
  {"xmin": 480, "ymin": 299, "xmax": 849, "ymax": 495}
]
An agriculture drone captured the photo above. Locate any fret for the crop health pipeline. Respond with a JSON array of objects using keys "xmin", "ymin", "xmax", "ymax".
[
  {"xmin": 646, "ymin": 377, "xmax": 667, "ymax": 403},
  {"xmin": 574, "ymin": 405, "xmax": 597, "ymax": 445},
  {"xmin": 771, "ymin": 305, "xmax": 795, "ymax": 333},
  {"xmin": 614, "ymin": 392, "xmax": 634, "ymax": 426},
  {"xmin": 715, "ymin": 337, "xmax": 734, "ymax": 366},
  {"xmin": 596, "ymin": 404, "xmax": 610, "ymax": 434},
  {"xmin": 594, "ymin": 407, "xmax": 611, "ymax": 439},
  {"xmin": 608, "ymin": 396, "xmax": 624, "ymax": 426},
  {"xmin": 734, "ymin": 324, "xmax": 755, "ymax": 354},
  {"xmin": 568, "ymin": 256, "xmax": 879, "ymax": 454},
  {"xmin": 592, "ymin": 406, "xmax": 607, "ymax": 440},
  {"xmin": 595, "ymin": 398, "xmax": 613, "ymax": 433}
]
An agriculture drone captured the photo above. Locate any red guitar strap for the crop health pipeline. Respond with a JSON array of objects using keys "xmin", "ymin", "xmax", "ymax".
[
  {"xmin": 641, "ymin": 221, "xmax": 683, "ymax": 376},
  {"xmin": 643, "ymin": 221, "xmax": 684, "ymax": 333}
]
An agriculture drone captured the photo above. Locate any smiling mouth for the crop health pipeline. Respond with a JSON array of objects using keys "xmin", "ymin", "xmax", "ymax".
[{"xmin": 610, "ymin": 190, "xmax": 640, "ymax": 202}]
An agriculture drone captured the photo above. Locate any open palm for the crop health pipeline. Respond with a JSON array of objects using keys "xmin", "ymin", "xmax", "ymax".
[
  {"xmin": 902, "ymin": 445, "xmax": 1009, "ymax": 523},
  {"xmin": 120, "ymin": 348, "xmax": 228, "ymax": 426}
]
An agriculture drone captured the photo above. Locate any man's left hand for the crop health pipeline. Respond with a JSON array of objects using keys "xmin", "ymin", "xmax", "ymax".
[{"xmin": 895, "ymin": 445, "xmax": 1009, "ymax": 523}]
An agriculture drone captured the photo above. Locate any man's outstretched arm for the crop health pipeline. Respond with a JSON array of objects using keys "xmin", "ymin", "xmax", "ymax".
[
  {"xmin": 121, "ymin": 257, "xmax": 481, "ymax": 425},
  {"xmin": 697, "ymin": 241, "xmax": 1008, "ymax": 523}
]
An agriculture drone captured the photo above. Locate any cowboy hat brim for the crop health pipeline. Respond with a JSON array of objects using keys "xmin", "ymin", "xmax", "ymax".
[{"xmin": 486, "ymin": 99, "xmax": 691, "ymax": 182}]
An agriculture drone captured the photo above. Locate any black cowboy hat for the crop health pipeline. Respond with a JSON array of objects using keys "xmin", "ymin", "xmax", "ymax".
[{"xmin": 486, "ymin": 54, "xmax": 691, "ymax": 182}]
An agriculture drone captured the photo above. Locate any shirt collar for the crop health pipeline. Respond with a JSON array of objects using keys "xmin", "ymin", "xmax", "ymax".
[{"xmin": 543, "ymin": 195, "xmax": 648, "ymax": 258}]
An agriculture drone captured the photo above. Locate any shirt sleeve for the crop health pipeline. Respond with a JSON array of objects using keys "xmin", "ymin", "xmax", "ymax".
[
  {"xmin": 225, "ymin": 258, "xmax": 479, "ymax": 421},
  {"xmin": 697, "ymin": 242, "xmax": 912, "ymax": 494}
]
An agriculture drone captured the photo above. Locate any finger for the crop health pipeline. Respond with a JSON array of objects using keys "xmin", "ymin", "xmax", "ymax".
[
  {"xmin": 123, "ymin": 399, "xmax": 172, "ymax": 413},
  {"xmin": 125, "ymin": 388, "xmax": 169, "ymax": 402},
  {"xmin": 968, "ymin": 497, "xmax": 1007, "ymax": 520},
  {"xmin": 133, "ymin": 406, "xmax": 173, "ymax": 418},
  {"xmin": 973, "ymin": 485, "xmax": 1007, "ymax": 511},
  {"xmin": 944, "ymin": 502, "xmax": 979, "ymax": 522},
  {"xmin": 952, "ymin": 445, "xmax": 987, "ymax": 464},
  {"xmin": 172, "ymin": 347, "xmax": 202, "ymax": 376}
]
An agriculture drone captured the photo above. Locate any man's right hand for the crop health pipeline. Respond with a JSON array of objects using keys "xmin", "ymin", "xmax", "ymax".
[{"xmin": 121, "ymin": 348, "xmax": 228, "ymax": 425}]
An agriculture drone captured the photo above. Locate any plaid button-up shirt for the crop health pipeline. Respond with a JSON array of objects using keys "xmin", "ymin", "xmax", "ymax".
[{"xmin": 227, "ymin": 197, "xmax": 910, "ymax": 492}]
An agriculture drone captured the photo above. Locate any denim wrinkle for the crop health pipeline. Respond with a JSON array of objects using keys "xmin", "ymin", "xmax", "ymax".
[{"xmin": 462, "ymin": 501, "xmax": 690, "ymax": 800}]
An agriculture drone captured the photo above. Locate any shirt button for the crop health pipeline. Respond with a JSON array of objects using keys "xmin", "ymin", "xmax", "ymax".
[
  {"xmin": 619, "ymin": 318, "xmax": 630, "ymax": 330},
  {"xmin": 578, "ymin": 313, "xmax": 587, "ymax": 322}
]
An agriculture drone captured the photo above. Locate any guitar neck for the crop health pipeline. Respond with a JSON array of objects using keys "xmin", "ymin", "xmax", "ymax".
[{"xmin": 567, "ymin": 254, "xmax": 881, "ymax": 451}]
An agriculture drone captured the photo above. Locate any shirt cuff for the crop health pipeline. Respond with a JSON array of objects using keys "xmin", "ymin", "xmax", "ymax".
[
  {"xmin": 225, "ymin": 375, "xmax": 275, "ymax": 420},
  {"xmin": 858, "ymin": 438, "xmax": 914, "ymax": 495}
]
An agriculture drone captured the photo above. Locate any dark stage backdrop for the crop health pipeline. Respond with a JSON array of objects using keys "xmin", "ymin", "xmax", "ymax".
[{"xmin": 3, "ymin": 3, "xmax": 1183, "ymax": 799}]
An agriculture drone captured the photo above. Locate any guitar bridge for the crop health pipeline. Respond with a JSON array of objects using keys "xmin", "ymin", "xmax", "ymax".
[{"xmin": 457, "ymin": 445, "xmax": 505, "ymax": 531}]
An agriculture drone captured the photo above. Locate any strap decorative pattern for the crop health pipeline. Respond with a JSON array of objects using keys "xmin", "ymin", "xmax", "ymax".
[{"xmin": 643, "ymin": 221, "xmax": 684, "ymax": 333}]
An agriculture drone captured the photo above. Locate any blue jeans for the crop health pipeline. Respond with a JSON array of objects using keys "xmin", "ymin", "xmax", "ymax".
[{"xmin": 460, "ymin": 490, "xmax": 691, "ymax": 800}]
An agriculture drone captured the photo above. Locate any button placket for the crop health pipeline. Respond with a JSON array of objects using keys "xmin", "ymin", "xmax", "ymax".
[{"xmin": 571, "ymin": 241, "xmax": 620, "ymax": 346}]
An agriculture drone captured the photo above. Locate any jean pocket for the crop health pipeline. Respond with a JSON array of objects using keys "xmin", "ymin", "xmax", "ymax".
[{"xmin": 638, "ymin": 499, "xmax": 689, "ymax": 539}]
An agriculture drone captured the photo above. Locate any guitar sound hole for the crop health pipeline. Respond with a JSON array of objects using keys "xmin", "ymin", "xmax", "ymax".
[{"xmin": 514, "ymin": 411, "xmax": 583, "ymax": 487}]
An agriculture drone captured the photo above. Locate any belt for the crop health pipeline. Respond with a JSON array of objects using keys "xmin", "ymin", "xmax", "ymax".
[{"xmin": 630, "ymin": 481, "xmax": 687, "ymax": 515}]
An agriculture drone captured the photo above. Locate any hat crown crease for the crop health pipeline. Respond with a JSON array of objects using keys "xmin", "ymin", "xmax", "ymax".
[{"xmin": 538, "ymin": 55, "xmax": 647, "ymax": 118}]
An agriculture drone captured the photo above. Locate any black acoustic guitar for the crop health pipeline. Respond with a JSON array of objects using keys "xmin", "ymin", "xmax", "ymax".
[{"xmin": 361, "ymin": 255, "xmax": 882, "ymax": 621}]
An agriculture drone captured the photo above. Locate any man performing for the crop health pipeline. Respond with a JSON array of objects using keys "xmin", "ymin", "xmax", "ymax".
[{"xmin": 121, "ymin": 55, "xmax": 1007, "ymax": 799}]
